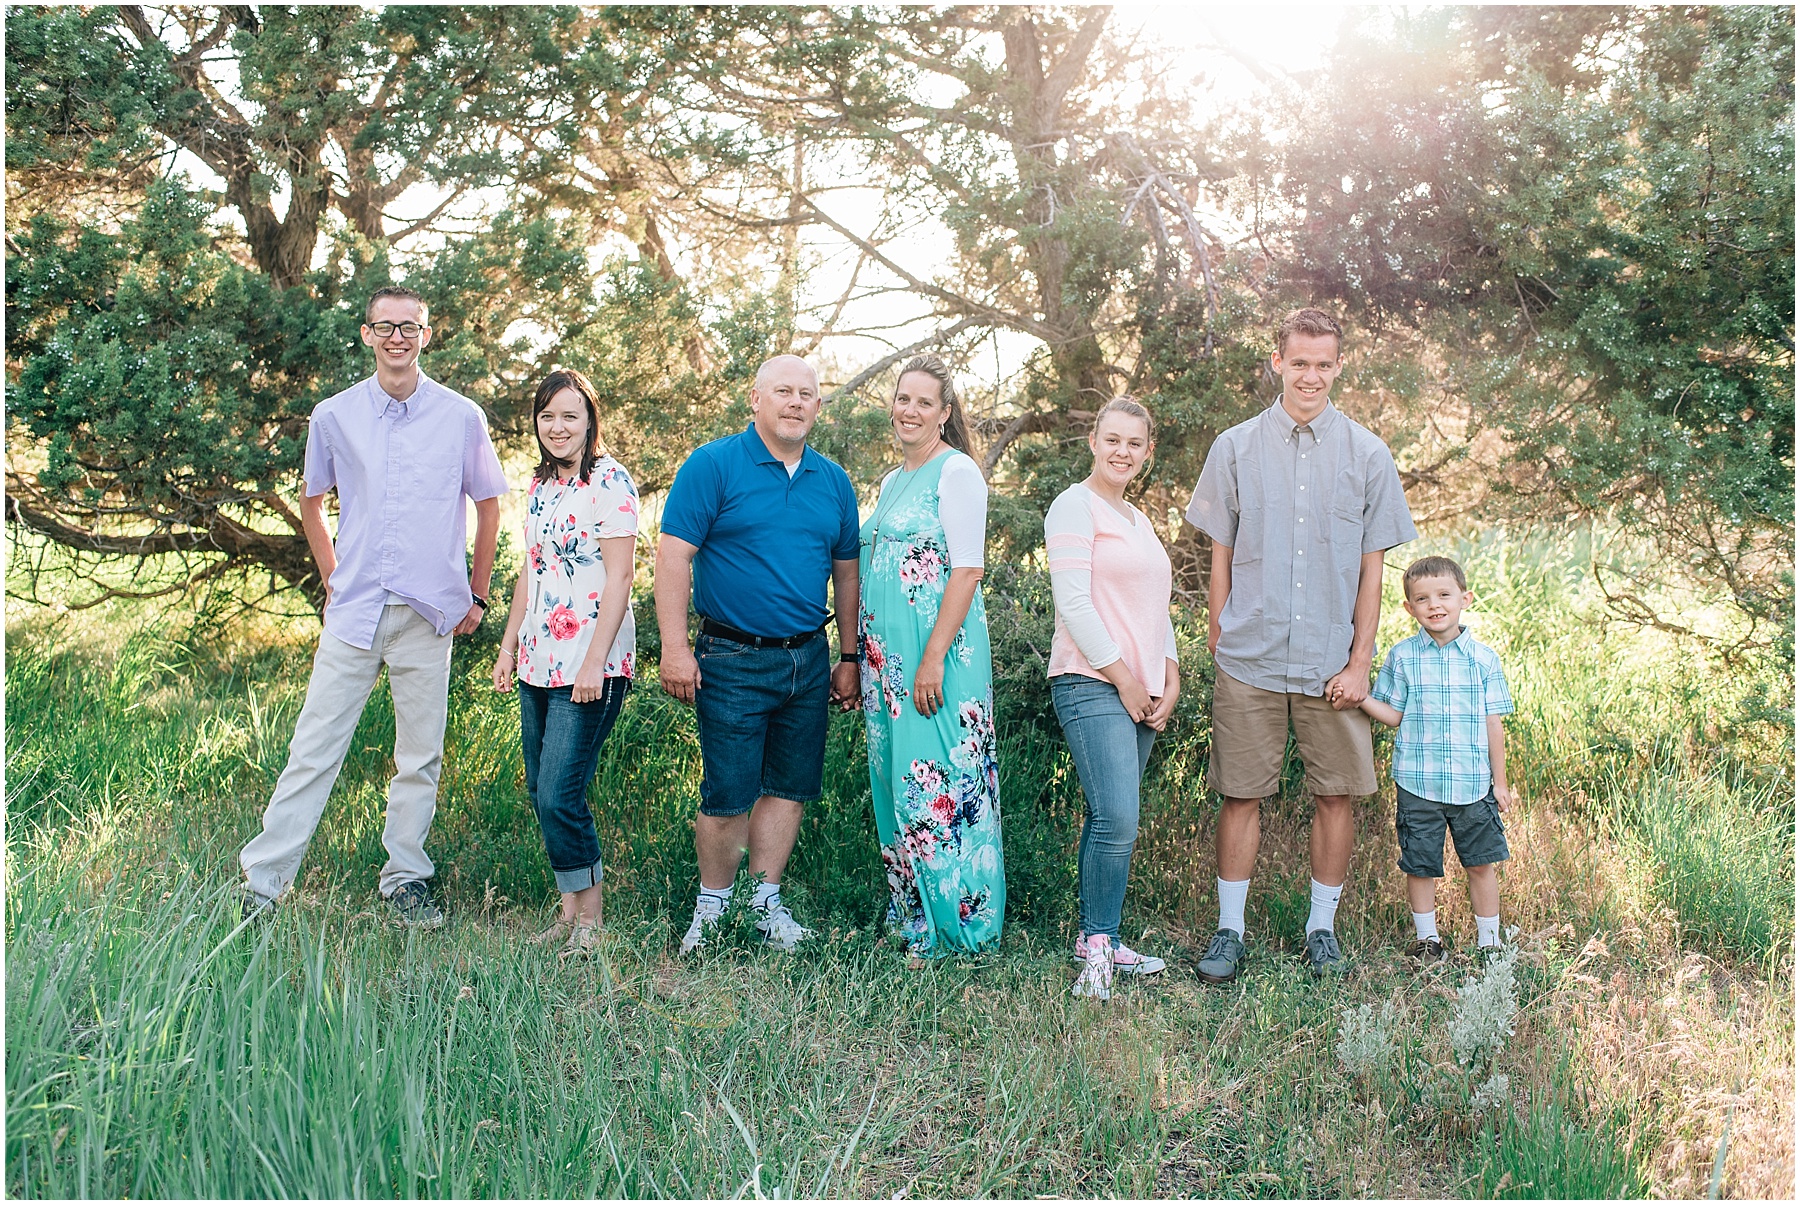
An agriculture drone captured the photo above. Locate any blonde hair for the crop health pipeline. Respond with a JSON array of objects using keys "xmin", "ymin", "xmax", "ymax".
[{"xmin": 1092, "ymin": 395, "xmax": 1154, "ymax": 440}]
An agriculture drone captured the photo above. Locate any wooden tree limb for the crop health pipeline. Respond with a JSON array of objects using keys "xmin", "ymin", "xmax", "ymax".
[{"xmin": 823, "ymin": 316, "xmax": 982, "ymax": 403}]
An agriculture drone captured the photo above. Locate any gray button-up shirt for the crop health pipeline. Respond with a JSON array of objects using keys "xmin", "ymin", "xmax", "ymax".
[{"xmin": 1186, "ymin": 397, "xmax": 1416, "ymax": 695}]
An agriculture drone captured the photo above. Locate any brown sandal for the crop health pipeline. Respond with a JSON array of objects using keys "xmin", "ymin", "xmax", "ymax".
[
  {"xmin": 560, "ymin": 922, "xmax": 602, "ymax": 959},
  {"xmin": 529, "ymin": 918, "xmax": 574, "ymax": 946}
]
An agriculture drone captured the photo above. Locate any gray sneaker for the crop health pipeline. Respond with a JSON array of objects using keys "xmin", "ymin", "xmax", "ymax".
[
  {"xmin": 385, "ymin": 881, "xmax": 444, "ymax": 930},
  {"xmin": 1194, "ymin": 928, "xmax": 1246, "ymax": 984},
  {"xmin": 1305, "ymin": 928, "xmax": 1348, "ymax": 976},
  {"xmin": 239, "ymin": 885, "xmax": 276, "ymax": 922}
]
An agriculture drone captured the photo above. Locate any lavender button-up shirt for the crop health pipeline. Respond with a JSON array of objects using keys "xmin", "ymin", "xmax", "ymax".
[
  {"xmin": 304, "ymin": 372, "xmax": 508, "ymax": 650},
  {"xmin": 1186, "ymin": 397, "xmax": 1416, "ymax": 695}
]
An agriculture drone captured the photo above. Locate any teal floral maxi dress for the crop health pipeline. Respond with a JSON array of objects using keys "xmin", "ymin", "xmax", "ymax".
[{"xmin": 859, "ymin": 448, "xmax": 1005, "ymax": 956}]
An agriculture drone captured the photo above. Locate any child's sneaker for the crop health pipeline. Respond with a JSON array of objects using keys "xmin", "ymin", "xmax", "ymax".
[
  {"xmin": 1071, "ymin": 934, "xmax": 1166, "ymax": 976},
  {"xmin": 1409, "ymin": 936, "xmax": 1447, "ymax": 964},
  {"xmin": 1071, "ymin": 936, "xmax": 1114, "ymax": 1000}
]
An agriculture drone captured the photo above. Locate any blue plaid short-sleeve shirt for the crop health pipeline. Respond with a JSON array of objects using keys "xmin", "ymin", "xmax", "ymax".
[{"xmin": 1371, "ymin": 626, "xmax": 1513, "ymax": 805}]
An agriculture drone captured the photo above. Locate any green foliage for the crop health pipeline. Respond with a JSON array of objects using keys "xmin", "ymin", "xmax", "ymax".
[
  {"xmin": 1279, "ymin": 6, "xmax": 1795, "ymax": 643},
  {"xmin": 5, "ymin": 521, "xmax": 1791, "ymax": 1198},
  {"xmin": 1616, "ymin": 773, "xmax": 1795, "ymax": 965},
  {"xmin": 1479, "ymin": 1094, "xmax": 1648, "ymax": 1200}
]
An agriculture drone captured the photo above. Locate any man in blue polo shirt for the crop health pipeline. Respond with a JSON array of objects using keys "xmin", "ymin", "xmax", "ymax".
[{"xmin": 655, "ymin": 354, "xmax": 862, "ymax": 953}]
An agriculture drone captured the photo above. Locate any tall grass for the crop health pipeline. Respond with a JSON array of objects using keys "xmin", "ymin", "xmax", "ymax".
[{"xmin": 6, "ymin": 524, "xmax": 1792, "ymax": 1197}]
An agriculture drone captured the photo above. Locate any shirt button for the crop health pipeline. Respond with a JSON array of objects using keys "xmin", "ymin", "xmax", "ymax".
[
  {"xmin": 1297, "ymin": 582, "xmax": 1303, "ymax": 587},
  {"xmin": 1299, "ymin": 485, "xmax": 1306, "ymax": 491},
  {"xmin": 1297, "ymin": 549, "xmax": 1304, "ymax": 555},
  {"xmin": 1298, "ymin": 517, "xmax": 1305, "ymax": 523},
  {"xmin": 1301, "ymin": 454, "xmax": 1307, "ymax": 459}
]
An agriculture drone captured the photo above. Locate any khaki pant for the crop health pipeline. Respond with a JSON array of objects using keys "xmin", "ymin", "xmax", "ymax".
[
  {"xmin": 241, "ymin": 604, "xmax": 452, "ymax": 900},
  {"xmin": 1207, "ymin": 668, "xmax": 1377, "ymax": 799}
]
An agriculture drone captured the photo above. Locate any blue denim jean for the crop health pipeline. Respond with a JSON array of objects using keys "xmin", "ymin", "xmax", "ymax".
[
  {"xmin": 1052, "ymin": 673, "xmax": 1158, "ymax": 940},
  {"xmin": 519, "ymin": 678, "xmax": 630, "ymax": 892},
  {"xmin": 693, "ymin": 629, "xmax": 830, "ymax": 816}
]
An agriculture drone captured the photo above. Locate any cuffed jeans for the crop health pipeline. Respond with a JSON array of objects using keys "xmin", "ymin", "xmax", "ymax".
[
  {"xmin": 519, "ymin": 678, "xmax": 630, "ymax": 893},
  {"xmin": 1052, "ymin": 673, "xmax": 1158, "ymax": 940},
  {"xmin": 241, "ymin": 604, "xmax": 451, "ymax": 901}
]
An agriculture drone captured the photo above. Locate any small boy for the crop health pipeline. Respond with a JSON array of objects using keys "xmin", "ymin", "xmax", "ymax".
[{"xmin": 1358, "ymin": 556, "xmax": 1516, "ymax": 961}]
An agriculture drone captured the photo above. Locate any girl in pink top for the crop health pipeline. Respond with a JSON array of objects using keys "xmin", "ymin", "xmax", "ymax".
[{"xmin": 1045, "ymin": 398, "xmax": 1180, "ymax": 1000}]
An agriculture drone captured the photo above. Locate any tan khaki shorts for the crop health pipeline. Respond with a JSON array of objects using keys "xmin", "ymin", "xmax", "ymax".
[{"xmin": 1208, "ymin": 669, "xmax": 1377, "ymax": 799}]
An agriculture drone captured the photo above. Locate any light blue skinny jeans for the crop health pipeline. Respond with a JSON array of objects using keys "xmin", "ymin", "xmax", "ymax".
[{"xmin": 1051, "ymin": 673, "xmax": 1158, "ymax": 940}]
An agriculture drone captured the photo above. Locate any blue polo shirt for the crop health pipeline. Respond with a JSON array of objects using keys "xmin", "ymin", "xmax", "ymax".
[{"xmin": 661, "ymin": 425, "xmax": 861, "ymax": 638}]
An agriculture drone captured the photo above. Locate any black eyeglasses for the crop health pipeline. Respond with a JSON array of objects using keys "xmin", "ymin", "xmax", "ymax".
[{"xmin": 368, "ymin": 321, "xmax": 426, "ymax": 338}]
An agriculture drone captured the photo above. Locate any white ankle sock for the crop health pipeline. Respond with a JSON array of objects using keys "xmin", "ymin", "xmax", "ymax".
[
  {"xmin": 1216, "ymin": 878, "xmax": 1250, "ymax": 937},
  {"xmin": 1306, "ymin": 879, "xmax": 1343, "ymax": 934},
  {"xmin": 1475, "ymin": 913, "xmax": 1501, "ymax": 948},
  {"xmin": 1412, "ymin": 910, "xmax": 1440, "ymax": 941},
  {"xmin": 751, "ymin": 882, "xmax": 781, "ymax": 911},
  {"xmin": 696, "ymin": 886, "xmax": 730, "ymax": 915}
]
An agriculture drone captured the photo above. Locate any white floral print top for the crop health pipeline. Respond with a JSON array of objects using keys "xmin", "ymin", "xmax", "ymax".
[{"xmin": 517, "ymin": 457, "xmax": 639, "ymax": 688}]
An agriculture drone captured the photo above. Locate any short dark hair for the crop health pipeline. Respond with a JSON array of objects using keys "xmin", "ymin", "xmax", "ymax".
[
  {"xmin": 1276, "ymin": 307, "xmax": 1343, "ymax": 356},
  {"xmin": 1404, "ymin": 556, "xmax": 1468, "ymax": 593},
  {"xmin": 531, "ymin": 368, "xmax": 605, "ymax": 484},
  {"xmin": 365, "ymin": 285, "xmax": 428, "ymax": 324}
]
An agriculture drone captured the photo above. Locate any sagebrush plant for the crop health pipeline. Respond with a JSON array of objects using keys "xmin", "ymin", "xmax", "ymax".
[
  {"xmin": 1336, "ymin": 1001, "xmax": 1401, "ymax": 1077},
  {"xmin": 1450, "ymin": 945, "xmax": 1520, "ymax": 1072}
]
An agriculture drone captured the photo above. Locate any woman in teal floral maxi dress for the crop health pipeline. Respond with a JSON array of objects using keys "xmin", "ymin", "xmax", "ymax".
[{"xmin": 859, "ymin": 355, "xmax": 1005, "ymax": 958}]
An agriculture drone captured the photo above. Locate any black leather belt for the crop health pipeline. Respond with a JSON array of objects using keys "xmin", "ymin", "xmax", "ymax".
[{"xmin": 699, "ymin": 616, "xmax": 825, "ymax": 650}]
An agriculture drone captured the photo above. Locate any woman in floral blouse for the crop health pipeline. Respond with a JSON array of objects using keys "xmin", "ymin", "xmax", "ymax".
[
  {"xmin": 492, "ymin": 368, "xmax": 639, "ymax": 955},
  {"xmin": 859, "ymin": 354, "xmax": 1004, "ymax": 961}
]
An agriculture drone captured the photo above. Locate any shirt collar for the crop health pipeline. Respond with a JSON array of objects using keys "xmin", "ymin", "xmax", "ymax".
[
  {"xmin": 741, "ymin": 423, "xmax": 811, "ymax": 472},
  {"xmin": 1417, "ymin": 624, "xmax": 1473, "ymax": 652},
  {"xmin": 368, "ymin": 370, "xmax": 431, "ymax": 413},
  {"xmin": 1266, "ymin": 395, "xmax": 1341, "ymax": 444}
]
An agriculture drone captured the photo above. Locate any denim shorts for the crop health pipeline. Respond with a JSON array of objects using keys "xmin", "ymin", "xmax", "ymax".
[
  {"xmin": 693, "ymin": 629, "xmax": 831, "ymax": 817},
  {"xmin": 1395, "ymin": 784, "xmax": 1510, "ymax": 878}
]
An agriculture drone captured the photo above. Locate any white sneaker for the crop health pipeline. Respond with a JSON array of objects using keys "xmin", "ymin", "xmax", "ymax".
[
  {"xmin": 753, "ymin": 902, "xmax": 813, "ymax": 951},
  {"xmin": 1071, "ymin": 939, "xmax": 1114, "ymax": 1000},
  {"xmin": 680, "ymin": 903, "xmax": 723, "ymax": 955}
]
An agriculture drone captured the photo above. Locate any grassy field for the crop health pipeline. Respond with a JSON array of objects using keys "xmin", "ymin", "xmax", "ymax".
[{"xmin": 6, "ymin": 525, "xmax": 1793, "ymax": 1198}]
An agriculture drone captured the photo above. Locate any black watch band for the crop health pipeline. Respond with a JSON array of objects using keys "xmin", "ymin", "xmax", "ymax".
[
  {"xmin": 471, "ymin": 593, "xmax": 488, "ymax": 611},
  {"xmin": 840, "ymin": 651, "xmax": 860, "ymax": 663}
]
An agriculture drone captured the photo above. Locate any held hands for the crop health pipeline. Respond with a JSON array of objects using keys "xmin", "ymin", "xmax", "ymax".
[
  {"xmin": 491, "ymin": 648, "xmax": 515, "ymax": 693},
  {"xmin": 660, "ymin": 646, "xmax": 702, "ymax": 705},
  {"xmin": 1324, "ymin": 665, "xmax": 1372, "ymax": 711},
  {"xmin": 831, "ymin": 660, "xmax": 861, "ymax": 711}
]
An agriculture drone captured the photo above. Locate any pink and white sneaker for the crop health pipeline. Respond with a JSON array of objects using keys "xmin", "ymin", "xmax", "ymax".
[
  {"xmin": 1072, "ymin": 934, "xmax": 1167, "ymax": 976},
  {"xmin": 1071, "ymin": 936, "xmax": 1113, "ymax": 1000}
]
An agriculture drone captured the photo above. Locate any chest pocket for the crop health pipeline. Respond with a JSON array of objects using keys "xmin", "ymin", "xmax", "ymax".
[
  {"xmin": 410, "ymin": 444, "xmax": 464, "ymax": 501},
  {"xmin": 1329, "ymin": 468, "xmax": 1365, "ymax": 556}
]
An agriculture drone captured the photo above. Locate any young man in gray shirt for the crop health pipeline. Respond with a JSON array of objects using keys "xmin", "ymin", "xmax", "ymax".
[{"xmin": 1185, "ymin": 308, "xmax": 1417, "ymax": 980}]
